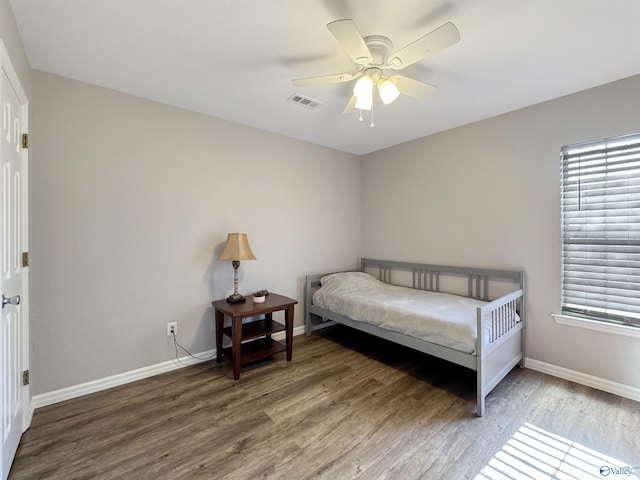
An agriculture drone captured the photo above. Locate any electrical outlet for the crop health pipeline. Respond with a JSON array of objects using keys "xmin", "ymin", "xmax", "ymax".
[{"xmin": 167, "ymin": 322, "xmax": 177, "ymax": 337}]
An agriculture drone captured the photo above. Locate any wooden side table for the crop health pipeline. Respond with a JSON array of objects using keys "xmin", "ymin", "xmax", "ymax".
[{"xmin": 212, "ymin": 293, "xmax": 298, "ymax": 380}]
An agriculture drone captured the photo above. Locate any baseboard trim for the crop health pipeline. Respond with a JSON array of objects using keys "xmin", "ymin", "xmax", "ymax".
[
  {"xmin": 22, "ymin": 398, "xmax": 35, "ymax": 434},
  {"xmin": 28, "ymin": 334, "xmax": 639, "ymax": 413},
  {"xmin": 272, "ymin": 325, "xmax": 304, "ymax": 341},
  {"xmin": 32, "ymin": 348, "xmax": 216, "ymax": 409},
  {"xmin": 32, "ymin": 325, "xmax": 306, "ymax": 410},
  {"xmin": 525, "ymin": 357, "xmax": 640, "ymax": 403}
]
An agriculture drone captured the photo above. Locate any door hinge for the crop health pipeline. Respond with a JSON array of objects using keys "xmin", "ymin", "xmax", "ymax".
[
  {"xmin": 22, "ymin": 370, "xmax": 29, "ymax": 386},
  {"xmin": 22, "ymin": 251, "xmax": 29, "ymax": 267},
  {"xmin": 22, "ymin": 133, "xmax": 28, "ymax": 149}
]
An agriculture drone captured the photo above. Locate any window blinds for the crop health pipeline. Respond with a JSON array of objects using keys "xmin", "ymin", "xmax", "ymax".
[{"xmin": 560, "ymin": 132, "xmax": 640, "ymax": 327}]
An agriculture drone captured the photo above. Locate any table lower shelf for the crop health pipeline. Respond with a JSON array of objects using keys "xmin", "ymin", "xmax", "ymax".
[
  {"xmin": 222, "ymin": 319, "xmax": 285, "ymax": 341},
  {"xmin": 222, "ymin": 337, "xmax": 286, "ymax": 365}
]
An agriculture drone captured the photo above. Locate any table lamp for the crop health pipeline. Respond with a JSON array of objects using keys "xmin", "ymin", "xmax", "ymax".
[{"xmin": 218, "ymin": 233, "xmax": 256, "ymax": 302}]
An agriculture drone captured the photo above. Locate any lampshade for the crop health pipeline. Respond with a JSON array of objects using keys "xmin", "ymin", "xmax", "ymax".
[
  {"xmin": 378, "ymin": 78, "xmax": 400, "ymax": 105},
  {"xmin": 353, "ymin": 75, "xmax": 374, "ymax": 98},
  {"xmin": 218, "ymin": 233, "xmax": 256, "ymax": 261}
]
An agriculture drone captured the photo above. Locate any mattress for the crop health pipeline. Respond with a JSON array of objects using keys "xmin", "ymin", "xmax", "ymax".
[{"xmin": 312, "ymin": 272, "xmax": 511, "ymax": 355}]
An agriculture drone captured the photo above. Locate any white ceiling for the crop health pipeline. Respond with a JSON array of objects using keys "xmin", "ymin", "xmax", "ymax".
[{"xmin": 9, "ymin": 0, "xmax": 640, "ymax": 155}]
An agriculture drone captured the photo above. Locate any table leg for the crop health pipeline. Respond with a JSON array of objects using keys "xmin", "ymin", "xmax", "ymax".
[
  {"xmin": 232, "ymin": 316, "xmax": 242, "ymax": 380},
  {"xmin": 265, "ymin": 312, "xmax": 272, "ymax": 341},
  {"xmin": 285, "ymin": 305, "xmax": 294, "ymax": 361},
  {"xmin": 215, "ymin": 310, "xmax": 224, "ymax": 363}
]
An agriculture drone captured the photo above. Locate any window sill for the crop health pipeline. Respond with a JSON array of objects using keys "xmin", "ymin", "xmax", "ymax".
[{"xmin": 552, "ymin": 314, "xmax": 640, "ymax": 339}]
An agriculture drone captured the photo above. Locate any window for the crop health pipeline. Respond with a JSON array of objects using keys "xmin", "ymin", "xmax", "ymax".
[{"xmin": 560, "ymin": 132, "xmax": 640, "ymax": 328}]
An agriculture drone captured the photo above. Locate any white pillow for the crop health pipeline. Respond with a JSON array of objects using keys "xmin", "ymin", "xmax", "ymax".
[{"xmin": 320, "ymin": 272, "xmax": 380, "ymax": 292}]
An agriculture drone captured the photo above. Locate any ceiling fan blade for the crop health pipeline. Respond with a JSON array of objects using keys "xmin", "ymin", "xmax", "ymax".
[
  {"xmin": 390, "ymin": 75, "xmax": 436, "ymax": 99},
  {"xmin": 343, "ymin": 95, "xmax": 357, "ymax": 114},
  {"xmin": 326, "ymin": 19, "xmax": 373, "ymax": 65},
  {"xmin": 292, "ymin": 72, "xmax": 355, "ymax": 87},
  {"xmin": 388, "ymin": 22, "xmax": 460, "ymax": 69}
]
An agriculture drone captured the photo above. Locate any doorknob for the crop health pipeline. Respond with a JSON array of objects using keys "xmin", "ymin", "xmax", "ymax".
[{"xmin": 2, "ymin": 294, "xmax": 20, "ymax": 308}]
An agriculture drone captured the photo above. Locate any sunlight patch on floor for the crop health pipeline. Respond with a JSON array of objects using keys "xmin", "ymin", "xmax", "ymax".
[{"xmin": 475, "ymin": 423, "xmax": 638, "ymax": 480}]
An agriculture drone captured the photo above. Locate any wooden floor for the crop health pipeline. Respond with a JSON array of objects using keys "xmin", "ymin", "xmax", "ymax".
[{"xmin": 9, "ymin": 326, "xmax": 640, "ymax": 480}]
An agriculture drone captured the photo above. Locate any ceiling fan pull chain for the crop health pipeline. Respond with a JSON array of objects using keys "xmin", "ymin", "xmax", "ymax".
[
  {"xmin": 370, "ymin": 104, "xmax": 375, "ymax": 128},
  {"xmin": 359, "ymin": 109, "xmax": 364, "ymax": 122}
]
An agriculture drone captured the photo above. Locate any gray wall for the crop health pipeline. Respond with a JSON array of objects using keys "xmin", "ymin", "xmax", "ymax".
[
  {"xmin": 29, "ymin": 68, "xmax": 640, "ymax": 397},
  {"xmin": 362, "ymin": 74, "xmax": 640, "ymax": 390},
  {"xmin": 30, "ymin": 71, "xmax": 361, "ymax": 395}
]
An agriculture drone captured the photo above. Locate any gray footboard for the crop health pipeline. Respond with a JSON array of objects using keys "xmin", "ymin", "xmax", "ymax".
[
  {"xmin": 476, "ymin": 288, "xmax": 524, "ymax": 416},
  {"xmin": 304, "ymin": 259, "xmax": 525, "ymax": 416}
]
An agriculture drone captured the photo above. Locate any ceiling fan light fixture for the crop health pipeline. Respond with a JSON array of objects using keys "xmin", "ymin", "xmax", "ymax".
[
  {"xmin": 355, "ymin": 93, "xmax": 372, "ymax": 111},
  {"xmin": 378, "ymin": 78, "xmax": 400, "ymax": 105},
  {"xmin": 353, "ymin": 75, "xmax": 374, "ymax": 98}
]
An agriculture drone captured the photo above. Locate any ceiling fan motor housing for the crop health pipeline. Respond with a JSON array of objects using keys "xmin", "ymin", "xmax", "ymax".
[{"xmin": 363, "ymin": 35, "xmax": 393, "ymax": 67}]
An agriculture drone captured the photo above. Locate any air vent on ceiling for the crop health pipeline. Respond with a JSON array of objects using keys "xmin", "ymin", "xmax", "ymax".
[{"xmin": 287, "ymin": 93, "xmax": 323, "ymax": 109}]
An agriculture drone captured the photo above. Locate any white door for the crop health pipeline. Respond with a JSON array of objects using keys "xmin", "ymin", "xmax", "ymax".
[{"xmin": 0, "ymin": 51, "xmax": 28, "ymax": 480}]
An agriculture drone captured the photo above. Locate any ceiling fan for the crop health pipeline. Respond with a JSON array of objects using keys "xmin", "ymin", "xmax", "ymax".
[{"xmin": 292, "ymin": 19, "xmax": 460, "ymax": 123}]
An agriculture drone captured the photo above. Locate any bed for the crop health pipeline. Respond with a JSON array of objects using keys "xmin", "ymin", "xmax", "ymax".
[{"xmin": 304, "ymin": 258, "xmax": 525, "ymax": 416}]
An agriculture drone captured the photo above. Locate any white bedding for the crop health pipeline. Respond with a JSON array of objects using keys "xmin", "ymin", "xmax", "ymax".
[{"xmin": 312, "ymin": 272, "xmax": 507, "ymax": 355}]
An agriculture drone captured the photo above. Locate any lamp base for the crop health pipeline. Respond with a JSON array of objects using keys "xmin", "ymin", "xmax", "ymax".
[{"xmin": 226, "ymin": 293, "xmax": 246, "ymax": 303}]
